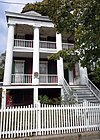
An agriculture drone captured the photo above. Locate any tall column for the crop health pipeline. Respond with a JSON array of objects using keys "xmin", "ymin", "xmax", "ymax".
[
  {"xmin": 69, "ymin": 70, "xmax": 74, "ymax": 85},
  {"xmin": 32, "ymin": 27, "xmax": 40, "ymax": 85},
  {"xmin": 1, "ymin": 88, "xmax": 6, "ymax": 109},
  {"xmin": 79, "ymin": 62, "xmax": 88, "ymax": 85},
  {"xmin": 34, "ymin": 87, "xmax": 38, "ymax": 106},
  {"xmin": 3, "ymin": 24, "xmax": 15, "ymax": 85},
  {"xmin": 56, "ymin": 33, "xmax": 64, "ymax": 85}
]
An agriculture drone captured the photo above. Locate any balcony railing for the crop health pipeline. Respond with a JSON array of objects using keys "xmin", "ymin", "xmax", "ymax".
[
  {"xmin": 14, "ymin": 39, "xmax": 33, "ymax": 48},
  {"xmin": 40, "ymin": 41, "xmax": 56, "ymax": 49},
  {"xmin": 62, "ymin": 43, "xmax": 74, "ymax": 49},
  {"xmin": 39, "ymin": 74, "xmax": 58, "ymax": 84},
  {"xmin": 14, "ymin": 39, "xmax": 74, "ymax": 49},
  {"xmin": 12, "ymin": 74, "xmax": 58, "ymax": 84},
  {"xmin": 12, "ymin": 74, "xmax": 32, "ymax": 84}
]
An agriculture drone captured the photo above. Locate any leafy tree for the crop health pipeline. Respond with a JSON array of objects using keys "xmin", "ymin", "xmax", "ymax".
[
  {"xmin": 22, "ymin": 0, "xmax": 100, "ymax": 84},
  {"xmin": 22, "ymin": 0, "xmax": 48, "ymax": 15},
  {"xmin": 0, "ymin": 52, "xmax": 5, "ymax": 81}
]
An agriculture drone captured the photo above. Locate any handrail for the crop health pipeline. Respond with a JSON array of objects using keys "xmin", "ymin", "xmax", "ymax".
[
  {"xmin": 14, "ymin": 39, "xmax": 33, "ymax": 42},
  {"xmin": 63, "ymin": 77, "xmax": 72, "ymax": 92},
  {"xmin": 62, "ymin": 77, "xmax": 78, "ymax": 103},
  {"xmin": 85, "ymin": 76, "xmax": 100, "ymax": 101},
  {"xmin": 40, "ymin": 40, "xmax": 56, "ymax": 44}
]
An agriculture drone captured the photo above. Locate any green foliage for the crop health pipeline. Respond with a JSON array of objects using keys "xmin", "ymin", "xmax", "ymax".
[
  {"xmin": 39, "ymin": 95, "xmax": 61, "ymax": 105},
  {"xmin": 39, "ymin": 95, "xmax": 50, "ymax": 104},
  {"xmin": 22, "ymin": 0, "xmax": 100, "ymax": 83},
  {"xmin": 39, "ymin": 93, "xmax": 76, "ymax": 105},
  {"xmin": 63, "ymin": 90, "xmax": 77, "ymax": 105},
  {"xmin": 22, "ymin": 0, "xmax": 48, "ymax": 16},
  {"xmin": 88, "ymin": 61, "xmax": 100, "ymax": 88},
  {"xmin": 0, "ymin": 52, "xmax": 5, "ymax": 81}
]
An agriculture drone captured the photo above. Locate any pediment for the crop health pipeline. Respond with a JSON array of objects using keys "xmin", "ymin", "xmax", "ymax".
[{"xmin": 23, "ymin": 11, "xmax": 41, "ymax": 16}]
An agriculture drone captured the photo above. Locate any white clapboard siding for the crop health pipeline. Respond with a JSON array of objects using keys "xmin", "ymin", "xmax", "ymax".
[{"xmin": 0, "ymin": 101, "xmax": 100, "ymax": 139}]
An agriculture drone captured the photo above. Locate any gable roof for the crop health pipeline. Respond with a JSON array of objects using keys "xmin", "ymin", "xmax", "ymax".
[{"xmin": 23, "ymin": 11, "xmax": 42, "ymax": 17}]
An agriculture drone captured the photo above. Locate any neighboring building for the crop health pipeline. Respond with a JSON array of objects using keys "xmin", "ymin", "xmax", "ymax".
[{"xmin": 1, "ymin": 11, "xmax": 100, "ymax": 108}]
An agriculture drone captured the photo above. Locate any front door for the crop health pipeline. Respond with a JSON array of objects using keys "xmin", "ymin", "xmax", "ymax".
[
  {"xmin": 39, "ymin": 61, "xmax": 48, "ymax": 83},
  {"xmin": 15, "ymin": 61, "xmax": 24, "ymax": 83},
  {"xmin": 64, "ymin": 68, "xmax": 69, "ymax": 83}
]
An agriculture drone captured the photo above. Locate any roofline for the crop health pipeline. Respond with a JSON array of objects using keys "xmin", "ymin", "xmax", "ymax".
[{"xmin": 5, "ymin": 11, "xmax": 52, "ymax": 23}]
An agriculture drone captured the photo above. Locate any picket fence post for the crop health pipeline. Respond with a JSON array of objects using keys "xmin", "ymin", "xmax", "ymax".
[
  {"xmin": 37, "ymin": 100, "xmax": 41, "ymax": 135},
  {"xmin": 83, "ymin": 100, "xmax": 89, "ymax": 130}
]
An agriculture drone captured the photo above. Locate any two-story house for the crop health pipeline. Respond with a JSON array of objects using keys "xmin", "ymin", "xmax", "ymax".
[{"xmin": 1, "ymin": 11, "xmax": 100, "ymax": 108}]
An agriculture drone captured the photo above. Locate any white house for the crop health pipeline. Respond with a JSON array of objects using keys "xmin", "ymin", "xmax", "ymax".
[{"xmin": 1, "ymin": 11, "xmax": 100, "ymax": 108}]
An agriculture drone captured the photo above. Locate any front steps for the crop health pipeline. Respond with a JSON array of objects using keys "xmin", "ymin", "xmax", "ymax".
[{"xmin": 70, "ymin": 85, "xmax": 100, "ymax": 104}]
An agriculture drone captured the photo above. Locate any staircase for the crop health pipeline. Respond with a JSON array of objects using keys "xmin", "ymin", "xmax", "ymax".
[
  {"xmin": 70, "ymin": 85, "xmax": 100, "ymax": 104},
  {"xmin": 62, "ymin": 77, "xmax": 100, "ymax": 104}
]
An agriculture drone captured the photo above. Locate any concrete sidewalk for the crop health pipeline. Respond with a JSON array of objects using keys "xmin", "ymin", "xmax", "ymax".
[{"xmin": 1, "ymin": 131, "xmax": 100, "ymax": 140}]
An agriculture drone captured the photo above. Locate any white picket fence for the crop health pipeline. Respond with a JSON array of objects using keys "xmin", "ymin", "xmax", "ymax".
[{"xmin": 0, "ymin": 101, "xmax": 100, "ymax": 139}]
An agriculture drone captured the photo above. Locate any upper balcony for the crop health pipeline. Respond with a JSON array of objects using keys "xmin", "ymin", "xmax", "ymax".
[
  {"xmin": 14, "ymin": 39, "xmax": 74, "ymax": 50},
  {"xmin": 14, "ymin": 24, "xmax": 74, "ymax": 51}
]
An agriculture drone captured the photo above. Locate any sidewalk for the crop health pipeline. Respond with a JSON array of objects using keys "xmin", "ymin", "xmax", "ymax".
[{"xmin": 1, "ymin": 131, "xmax": 100, "ymax": 140}]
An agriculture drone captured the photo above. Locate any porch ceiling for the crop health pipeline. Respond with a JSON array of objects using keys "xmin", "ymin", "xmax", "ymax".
[
  {"xmin": 13, "ymin": 52, "xmax": 54, "ymax": 59},
  {"xmin": 15, "ymin": 24, "xmax": 56, "ymax": 37},
  {"xmin": 40, "ymin": 52, "xmax": 53, "ymax": 59},
  {"xmin": 13, "ymin": 52, "xmax": 33, "ymax": 58},
  {"xmin": 15, "ymin": 24, "xmax": 74, "ymax": 43}
]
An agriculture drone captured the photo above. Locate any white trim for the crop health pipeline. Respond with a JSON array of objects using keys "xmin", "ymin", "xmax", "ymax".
[{"xmin": 2, "ymin": 85, "xmax": 62, "ymax": 89}]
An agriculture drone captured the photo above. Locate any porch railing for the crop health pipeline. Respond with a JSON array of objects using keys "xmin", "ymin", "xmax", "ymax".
[
  {"xmin": 12, "ymin": 74, "xmax": 32, "ymax": 84},
  {"xmin": 39, "ymin": 74, "xmax": 58, "ymax": 84},
  {"xmin": 12, "ymin": 74, "xmax": 58, "ymax": 84},
  {"xmin": 62, "ymin": 43, "xmax": 74, "ymax": 49},
  {"xmin": 14, "ymin": 39, "xmax": 74, "ymax": 50},
  {"xmin": 40, "ymin": 41, "xmax": 56, "ymax": 49},
  {"xmin": 14, "ymin": 39, "xmax": 33, "ymax": 48}
]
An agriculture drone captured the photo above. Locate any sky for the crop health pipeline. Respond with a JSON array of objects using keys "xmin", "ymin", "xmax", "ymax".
[{"xmin": 0, "ymin": 0, "xmax": 42, "ymax": 54}]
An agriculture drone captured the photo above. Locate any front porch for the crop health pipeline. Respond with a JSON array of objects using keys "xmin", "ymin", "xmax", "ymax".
[{"xmin": 2, "ymin": 86, "xmax": 61, "ymax": 107}]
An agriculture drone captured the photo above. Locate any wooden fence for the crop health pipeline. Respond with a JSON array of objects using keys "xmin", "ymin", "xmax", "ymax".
[{"xmin": 0, "ymin": 100, "xmax": 100, "ymax": 139}]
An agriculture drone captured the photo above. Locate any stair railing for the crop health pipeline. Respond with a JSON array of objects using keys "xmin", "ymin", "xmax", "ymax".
[
  {"xmin": 62, "ymin": 77, "xmax": 72, "ymax": 94},
  {"xmin": 85, "ymin": 76, "xmax": 100, "ymax": 101},
  {"xmin": 62, "ymin": 77, "xmax": 78, "ymax": 102}
]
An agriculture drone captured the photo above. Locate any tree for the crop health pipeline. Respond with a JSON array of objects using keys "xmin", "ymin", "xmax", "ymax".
[
  {"xmin": 0, "ymin": 52, "xmax": 5, "ymax": 81},
  {"xmin": 22, "ymin": 0, "xmax": 100, "ymax": 84}
]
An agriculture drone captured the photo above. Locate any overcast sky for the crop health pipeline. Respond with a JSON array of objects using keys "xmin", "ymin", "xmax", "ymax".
[{"xmin": 0, "ymin": 0, "xmax": 42, "ymax": 54}]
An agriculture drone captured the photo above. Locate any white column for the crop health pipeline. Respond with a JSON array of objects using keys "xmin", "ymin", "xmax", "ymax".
[
  {"xmin": 32, "ymin": 27, "xmax": 40, "ymax": 85},
  {"xmin": 69, "ymin": 70, "xmax": 74, "ymax": 85},
  {"xmin": 34, "ymin": 87, "xmax": 38, "ymax": 106},
  {"xmin": 73, "ymin": 63, "xmax": 80, "ymax": 85},
  {"xmin": 3, "ymin": 24, "xmax": 15, "ymax": 85},
  {"xmin": 56, "ymin": 33, "xmax": 64, "ymax": 85},
  {"xmin": 61, "ymin": 88, "xmax": 64, "ymax": 103},
  {"xmin": 80, "ymin": 66, "xmax": 88, "ymax": 85},
  {"xmin": 1, "ymin": 88, "xmax": 6, "ymax": 108}
]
